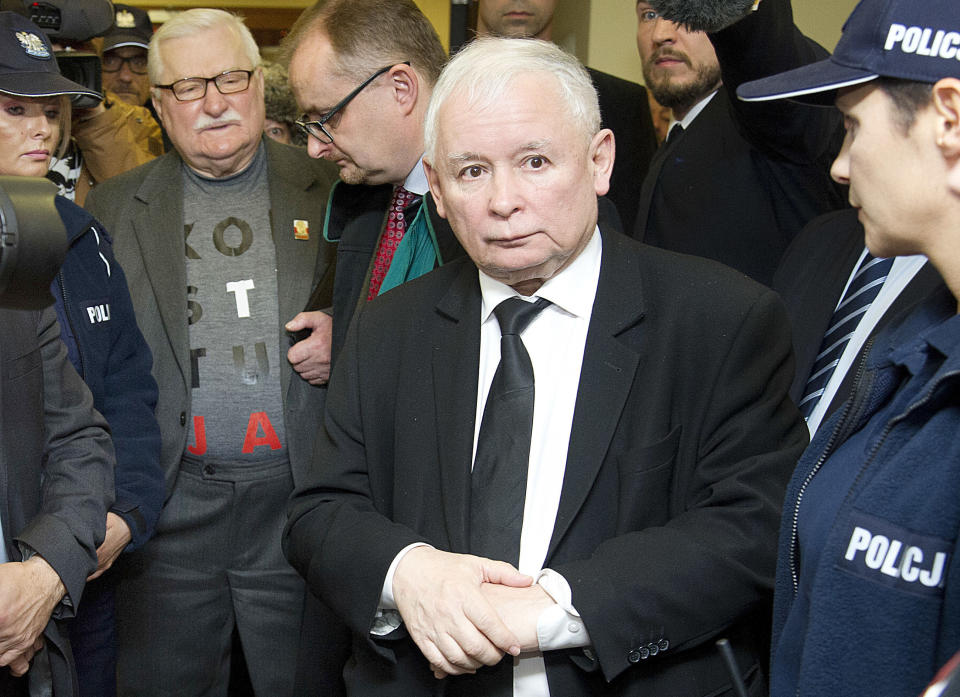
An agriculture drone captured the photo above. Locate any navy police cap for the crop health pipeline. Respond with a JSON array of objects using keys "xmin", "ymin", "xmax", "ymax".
[
  {"xmin": 102, "ymin": 5, "xmax": 153, "ymax": 53},
  {"xmin": 738, "ymin": 0, "xmax": 960, "ymax": 104},
  {"xmin": 0, "ymin": 11, "xmax": 102, "ymax": 100}
]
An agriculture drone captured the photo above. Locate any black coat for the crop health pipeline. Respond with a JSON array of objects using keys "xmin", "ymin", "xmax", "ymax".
[
  {"xmin": 284, "ymin": 226, "xmax": 807, "ymax": 696},
  {"xmin": 633, "ymin": 0, "xmax": 846, "ymax": 287},
  {"xmin": 323, "ymin": 181, "xmax": 464, "ymax": 366},
  {"xmin": 772, "ymin": 207, "xmax": 944, "ymax": 416},
  {"xmin": 588, "ymin": 67, "xmax": 658, "ymax": 234}
]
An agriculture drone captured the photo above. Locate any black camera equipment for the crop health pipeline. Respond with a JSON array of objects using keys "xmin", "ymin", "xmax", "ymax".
[
  {"xmin": 55, "ymin": 51, "xmax": 102, "ymax": 108},
  {"xmin": 0, "ymin": 0, "xmax": 115, "ymax": 42},
  {"xmin": 0, "ymin": 177, "xmax": 67, "ymax": 309},
  {"xmin": 0, "ymin": 0, "xmax": 114, "ymax": 104}
]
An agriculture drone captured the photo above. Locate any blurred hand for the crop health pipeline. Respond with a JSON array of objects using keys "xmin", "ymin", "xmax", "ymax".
[
  {"xmin": 88, "ymin": 512, "xmax": 132, "ymax": 581},
  {"xmin": 286, "ymin": 311, "xmax": 333, "ymax": 386}
]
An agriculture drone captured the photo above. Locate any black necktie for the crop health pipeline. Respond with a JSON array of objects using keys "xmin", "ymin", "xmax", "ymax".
[
  {"xmin": 470, "ymin": 296, "xmax": 550, "ymax": 567},
  {"xmin": 666, "ymin": 123, "xmax": 684, "ymax": 145}
]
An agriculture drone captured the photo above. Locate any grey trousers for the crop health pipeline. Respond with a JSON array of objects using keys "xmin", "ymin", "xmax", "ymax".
[{"xmin": 116, "ymin": 458, "xmax": 305, "ymax": 697}]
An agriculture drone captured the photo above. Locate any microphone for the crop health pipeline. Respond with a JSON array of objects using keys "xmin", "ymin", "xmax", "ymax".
[
  {"xmin": 647, "ymin": 0, "xmax": 758, "ymax": 32},
  {"xmin": 716, "ymin": 638, "xmax": 750, "ymax": 697}
]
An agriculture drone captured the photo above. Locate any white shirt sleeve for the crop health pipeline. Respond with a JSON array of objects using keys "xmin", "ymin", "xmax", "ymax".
[
  {"xmin": 536, "ymin": 568, "xmax": 591, "ymax": 651},
  {"xmin": 371, "ymin": 542, "xmax": 431, "ymax": 636}
]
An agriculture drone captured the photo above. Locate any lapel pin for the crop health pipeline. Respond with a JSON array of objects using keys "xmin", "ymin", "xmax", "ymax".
[{"xmin": 293, "ymin": 219, "xmax": 309, "ymax": 240}]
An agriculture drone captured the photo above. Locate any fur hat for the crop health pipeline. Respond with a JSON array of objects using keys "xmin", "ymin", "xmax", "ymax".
[{"xmin": 261, "ymin": 60, "xmax": 305, "ymax": 146}]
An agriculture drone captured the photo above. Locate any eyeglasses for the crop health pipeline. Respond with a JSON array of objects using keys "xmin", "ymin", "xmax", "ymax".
[
  {"xmin": 102, "ymin": 53, "xmax": 148, "ymax": 75},
  {"xmin": 154, "ymin": 69, "xmax": 254, "ymax": 102},
  {"xmin": 295, "ymin": 62, "xmax": 410, "ymax": 144}
]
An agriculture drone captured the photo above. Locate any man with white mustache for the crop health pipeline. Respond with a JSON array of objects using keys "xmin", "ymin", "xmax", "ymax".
[{"xmin": 84, "ymin": 8, "xmax": 339, "ymax": 696}]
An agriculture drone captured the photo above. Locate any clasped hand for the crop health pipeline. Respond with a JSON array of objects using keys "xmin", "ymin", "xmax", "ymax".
[
  {"xmin": 392, "ymin": 547, "xmax": 554, "ymax": 679},
  {"xmin": 0, "ymin": 557, "xmax": 65, "ymax": 677}
]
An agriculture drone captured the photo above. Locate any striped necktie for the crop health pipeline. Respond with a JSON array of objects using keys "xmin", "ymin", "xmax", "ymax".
[{"xmin": 797, "ymin": 253, "xmax": 894, "ymax": 419}]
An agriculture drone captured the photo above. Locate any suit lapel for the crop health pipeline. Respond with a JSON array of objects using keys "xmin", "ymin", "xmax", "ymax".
[
  {"xmin": 266, "ymin": 140, "xmax": 328, "ymax": 399},
  {"xmin": 547, "ymin": 230, "xmax": 647, "ymax": 560},
  {"xmin": 132, "ymin": 153, "xmax": 190, "ymax": 381},
  {"xmin": 432, "ymin": 263, "xmax": 482, "ymax": 553},
  {"xmin": 634, "ymin": 94, "xmax": 724, "ymax": 241}
]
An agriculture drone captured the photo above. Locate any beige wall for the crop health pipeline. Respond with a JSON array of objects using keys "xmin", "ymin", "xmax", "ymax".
[
  {"xmin": 579, "ymin": 0, "xmax": 858, "ymax": 85},
  {"xmin": 414, "ymin": 0, "xmax": 451, "ymax": 51}
]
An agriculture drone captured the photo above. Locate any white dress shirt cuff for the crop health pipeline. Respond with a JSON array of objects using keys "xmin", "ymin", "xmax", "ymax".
[
  {"xmin": 371, "ymin": 542, "xmax": 432, "ymax": 637},
  {"xmin": 536, "ymin": 568, "xmax": 591, "ymax": 651}
]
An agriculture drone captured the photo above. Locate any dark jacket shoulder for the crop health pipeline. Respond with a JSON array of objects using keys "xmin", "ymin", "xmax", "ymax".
[{"xmin": 52, "ymin": 195, "xmax": 163, "ymax": 551}]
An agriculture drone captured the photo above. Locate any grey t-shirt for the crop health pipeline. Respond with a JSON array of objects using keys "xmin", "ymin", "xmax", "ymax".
[{"xmin": 181, "ymin": 143, "xmax": 287, "ymax": 463}]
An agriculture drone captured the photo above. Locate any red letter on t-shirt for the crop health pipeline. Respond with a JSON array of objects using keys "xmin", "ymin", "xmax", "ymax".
[
  {"xmin": 242, "ymin": 412, "xmax": 282, "ymax": 453},
  {"xmin": 187, "ymin": 415, "xmax": 207, "ymax": 455}
]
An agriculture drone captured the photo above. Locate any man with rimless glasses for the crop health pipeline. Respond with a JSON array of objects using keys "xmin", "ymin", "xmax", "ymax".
[
  {"xmin": 84, "ymin": 8, "xmax": 339, "ymax": 696},
  {"xmin": 282, "ymin": 0, "xmax": 464, "ymax": 369}
]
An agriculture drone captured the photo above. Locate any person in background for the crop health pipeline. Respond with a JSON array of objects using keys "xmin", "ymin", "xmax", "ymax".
[
  {"xmin": 99, "ymin": 4, "xmax": 152, "ymax": 108},
  {"xmin": 0, "ymin": 12, "xmax": 163, "ymax": 697},
  {"xmin": 474, "ymin": 0, "xmax": 658, "ymax": 232},
  {"xmin": 262, "ymin": 60, "xmax": 305, "ymax": 147},
  {"xmin": 0, "ymin": 11, "xmax": 117, "ymax": 695},
  {"xmin": 85, "ymin": 9, "xmax": 338, "ymax": 696},
  {"xmin": 282, "ymin": 0, "xmax": 462, "ymax": 372},
  {"xmin": 738, "ymin": 0, "xmax": 960, "ymax": 693},
  {"xmin": 48, "ymin": 3, "xmax": 163, "ymax": 205},
  {"xmin": 631, "ymin": 0, "xmax": 846, "ymax": 287},
  {"xmin": 279, "ymin": 3, "xmax": 462, "ymax": 692}
]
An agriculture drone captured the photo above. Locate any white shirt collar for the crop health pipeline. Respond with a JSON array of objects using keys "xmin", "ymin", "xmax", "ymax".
[
  {"xmin": 403, "ymin": 156, "xmax": 430, "ymax": 196},
  {"xmin": 478, "ymin": 227, "xmax": 602, "ymax": 323},
  {"xmin": 669, "ymin": 88, "xmax": 720, "ymax": 134}
]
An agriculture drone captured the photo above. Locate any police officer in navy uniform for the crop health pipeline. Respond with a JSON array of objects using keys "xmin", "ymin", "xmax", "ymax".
[{"xmin": 739, "ymin": 0, "xmax": 960, "ymax": 694}]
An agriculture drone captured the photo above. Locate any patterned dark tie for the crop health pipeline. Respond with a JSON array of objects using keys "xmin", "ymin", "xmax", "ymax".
[
  {"xmin": 797, "ymin": 253, "xmax": 894, "ymax": 419},
  {"xmin": 470, "ymin": 296, "xmax": 550, "ymax": 567},
  {"xmin": 367, "ymin": 185, "xmax": 419, "ymax": 301}
]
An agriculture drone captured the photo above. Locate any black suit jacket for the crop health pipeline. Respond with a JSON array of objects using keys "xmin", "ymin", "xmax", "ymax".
[
  {"xmin": 588, "ymin": 68, "xmax": 658, "ymax": 235},
  {"xmin": 633, "ymin": 0, "xmax": 846, "ymax": 287},
  {"xmin": 323, "ymin": 180, "xmax": 464, "ymax": 366},
  {"xmin": 773, "ymin": 207, "xmax": 945, "ymax": 416},
  {"xmin": 284, "ymin": 226, "xmax": 807, "ymax": 696}
]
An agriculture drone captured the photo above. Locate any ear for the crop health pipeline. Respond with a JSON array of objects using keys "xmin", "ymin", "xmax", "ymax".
[
  {"xmin": 423, "ymin": 156, "xmax": 448, "ymax": 219},
  {"xmin": 389, "ymin": 63, "xmax": 419, "ymax": 117},
  {"xmin": 590, "ymin": 128, "xmax": 615, "ymax": 197},
  {"xmin": 933, "ymin": 78, "xmax": 960, "ymax": 194}
]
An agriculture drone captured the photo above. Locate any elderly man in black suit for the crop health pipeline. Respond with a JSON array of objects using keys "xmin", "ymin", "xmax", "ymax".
[{"xmin": 284, "ymin": 36, "xmax": 806, "ymax": 696}]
